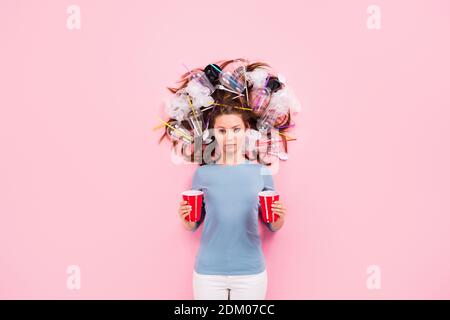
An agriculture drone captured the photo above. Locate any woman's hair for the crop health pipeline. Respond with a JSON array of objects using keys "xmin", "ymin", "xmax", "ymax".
[{"xmin": 158, "ymin": 58, "xmax": 291, "ymax": 166}]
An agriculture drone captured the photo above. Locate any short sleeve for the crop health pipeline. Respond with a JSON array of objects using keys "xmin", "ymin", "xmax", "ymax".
[
  {"xmin": 258, "ymin": 169, "xmax": 277, "ymax": 232},
  {"xmin": 191, "ymin": 166, "xmax": 203, "ymax": 191},
  {"xmin": 191, "ymin": 167, "xmax": 206, "ymax": 232},
  {"xmin": 262, "ymin": 173, "xmax": 275, "ymax": 191}
]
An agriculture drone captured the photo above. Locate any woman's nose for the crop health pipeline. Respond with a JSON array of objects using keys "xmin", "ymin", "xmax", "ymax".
[{"xmin": 226, "ymin": 130, "xmax": 235, "ymax": 142}]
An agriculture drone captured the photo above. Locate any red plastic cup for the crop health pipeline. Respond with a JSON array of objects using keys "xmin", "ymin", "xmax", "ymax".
[
  {"xmin": 259, "ymin": 190, "xmax": 280, "ymax": 223},
  {"xmin": 182, "ymin": 190, "xmax": 203, "ymax": 222}
]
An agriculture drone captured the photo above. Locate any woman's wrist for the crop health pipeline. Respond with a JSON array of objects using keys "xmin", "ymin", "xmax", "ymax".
[
  {"xmin": 183, "ymin": 220, "xmax": 196, "ymax": 231},
  {"xmin": 188, "ymin": 221, "xmax": 197, "ymax": 230},
  {"xmin": 270, "ymin": 216, "xmax": 284, "ymax": 231}
]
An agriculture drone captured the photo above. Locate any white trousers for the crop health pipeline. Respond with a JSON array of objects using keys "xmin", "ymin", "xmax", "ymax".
[{"xmin": 193, "ymin": 269, "xmax": 268, "ymax": 300}]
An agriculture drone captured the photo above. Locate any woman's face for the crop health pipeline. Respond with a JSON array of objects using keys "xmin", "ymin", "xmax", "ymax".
[{"xmin": 213, "ymin": 114, "xmax": 247, "ymax": 155}]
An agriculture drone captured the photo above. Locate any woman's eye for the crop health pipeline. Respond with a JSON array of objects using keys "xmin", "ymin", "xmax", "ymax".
[
  {"xmin": 234, "ymin": 128, "xmax": 241, "ymax": 133},
  {"xmin": 219, "ymin": 129, "xmax": 226, "ymax": 134}
]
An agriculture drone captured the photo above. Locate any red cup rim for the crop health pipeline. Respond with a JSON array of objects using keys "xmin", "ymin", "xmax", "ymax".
[
  {"xmin": 182, "ymin": 190, "xmax": 203, "ymax": 196},
  {"xmin": 258, "ymin": 190, "xmax": 279, "ymax": 197}
]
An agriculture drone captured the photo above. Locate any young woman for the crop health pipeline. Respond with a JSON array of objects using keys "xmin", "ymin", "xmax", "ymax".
[{"xmin": 161, "ymin": 59, "xmax": 291, "ymax": 300}]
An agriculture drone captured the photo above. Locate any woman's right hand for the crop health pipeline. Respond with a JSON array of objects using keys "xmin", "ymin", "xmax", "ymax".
[{"xmin": 179, "ymin": 200, "xmax": 196, "ymax": 231}]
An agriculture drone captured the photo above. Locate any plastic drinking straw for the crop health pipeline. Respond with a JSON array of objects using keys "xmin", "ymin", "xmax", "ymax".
[
  {"xmin": 276, "ymin": 123, "xmax": 296, "ymax": 129},
  {"xmin": 205, "ymin": 105, "xmax": 216, "ymax": 129},
  {"xmin": 187, "ymin": 95, "xmax": 197, "ymax": 116},
  {"xmin": 156, "ymin": 117, "xmax": 193, "ymax": 142},
  {"xmin": 209, "ymin": 64, "xmax": 241, "ymax": 92},
  {"xmin": 243, "ymin": 64, "xmax": 249, "ymax": 105},
  {"xmin": 182, "ymin": 62, "xmax": 194, "ymax": 78},
  {"xmin": 213, "ymin": 103, "xmax": 252, "ymax": 111},
  {"xmin": 216, "ymin": 84, "xmax": 243, "ymax": 96},
  {"xmin": 152, "ymin": 123, "xmax": 166, "ymax": 130},
  {"xmin": 187, "ymin": 96, "xmax": 203, "ymax": 135},
  {"xmin": 258, "ymin": 137, "xmax": 297, "ymax": 145},
  {"xmin": 276, "ymin": 131, "xmax": 295, "ymax": 140}
]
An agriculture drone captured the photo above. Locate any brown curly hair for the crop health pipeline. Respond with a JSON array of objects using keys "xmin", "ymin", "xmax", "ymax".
[{"xmin": 158, "ymin": 58, "xmax": 292, "ymax": 166}]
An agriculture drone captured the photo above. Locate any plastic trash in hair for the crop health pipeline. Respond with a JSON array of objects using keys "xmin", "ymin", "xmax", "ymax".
[
  {"xmin": 250, "ymin": 87, "xmax": 270, "ymax": 115},
  {"xmin": 190, "ymin": 70, "xmax": 215, "ymax": 95},
  {"xmin": 267, "ymin": 134, "xmax": 288, "ymax": 161},
  {"xmin": 219, "ymin": 71, "xmax": 246, "ymax": 93},
  {"xmin": 257, "ymin": 87, "xmax": 289, "ymax": 131},
  {"xmin": 167, "ymin": 121, "xmax": 193, "ymax": 144},
  {"xmin": 216, "ymin": 60, "xmax": 248, "ymax": 94},
  {"xmin": 250, "ymin": 76, "xmax": 282, "ymax": 115},
  {"xmin": 232, "ymin": 65, "xmax": 247, "ymax": 86},
  {"xmin": 256, "ymin": 105, "xmax": 279, "ymax": 133},
  {"xmin": 274, "ymin": 112, "xmax": 290, "ymax": 128},
  {"xmin": 204, "ymin": 64, "xmax": 221, "ymax": 85},
  {"xmin": 166, "ymin": 88, "xmax": 192, "ymax": 122},
  {"xmin": 271, "ymin": 86, "xmax": 293, "ymax": 129},
  {"xmin": 186, "ymin": 109, "xmax": 205, "ymax": 137}
]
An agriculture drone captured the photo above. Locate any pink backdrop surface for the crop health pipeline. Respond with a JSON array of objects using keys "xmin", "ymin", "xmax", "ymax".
[{"xmin": 1, "ymin": 0, "xmax": 449, "ymax": 299}]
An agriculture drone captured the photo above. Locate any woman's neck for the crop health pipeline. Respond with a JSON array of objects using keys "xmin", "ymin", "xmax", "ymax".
[{"xmin": 215, "ymin": 152, "xmax": 247, "ymax": 166}]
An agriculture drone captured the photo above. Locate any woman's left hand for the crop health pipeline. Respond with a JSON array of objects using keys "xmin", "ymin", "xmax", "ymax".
[{"xmin": 271, "ymin": 200, "xmax": 287, "ymax": 220}]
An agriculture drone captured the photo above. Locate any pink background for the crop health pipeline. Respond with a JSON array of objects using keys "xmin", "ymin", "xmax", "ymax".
[{"xmin": 1, "ymin": 0, "xmax": 449, "ymax": 299}]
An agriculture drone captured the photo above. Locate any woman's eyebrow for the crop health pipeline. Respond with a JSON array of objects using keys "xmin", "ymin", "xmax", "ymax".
[{"xmin": 217, "ymin": 125, "xmax": 241, "ymax": 128}]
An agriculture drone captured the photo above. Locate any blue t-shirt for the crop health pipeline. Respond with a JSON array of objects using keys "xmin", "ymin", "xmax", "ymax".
[{"xmin": 191, "ymin": 161, "xmax": 277, "ymax": 275}]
